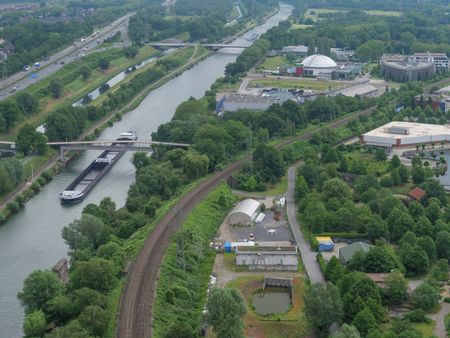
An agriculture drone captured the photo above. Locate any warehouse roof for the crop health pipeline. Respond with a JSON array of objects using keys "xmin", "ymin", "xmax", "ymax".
[
  {"xmin": 224, "ymin": 93, "xmax": 279, "ymax": 105},
  {"xmin": 363, "ymin": 121, "xmax": 450, "ymax": 139},
  {"xmin": 230, "ymin": 199, "xmax": 260, "ymax": 217}
]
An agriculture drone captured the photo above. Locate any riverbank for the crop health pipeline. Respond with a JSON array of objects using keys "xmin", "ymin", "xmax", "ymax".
[{"xmin": 0, "ymin": 46, "xmax": 210, "ymax": 223}]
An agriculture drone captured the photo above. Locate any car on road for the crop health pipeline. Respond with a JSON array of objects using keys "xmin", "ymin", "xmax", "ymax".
[{"xmin": 23, "ymin": 65, "xmax": 30, "ymax": 71}]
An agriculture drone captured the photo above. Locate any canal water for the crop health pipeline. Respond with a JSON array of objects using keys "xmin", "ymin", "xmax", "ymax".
[
  {"xmin": 253, "ymin": 289, "xmax": 291, "ymax": 315},
  {"xmin": 0, "ymin": 4, "xmax": 292, "ymax": 336}
]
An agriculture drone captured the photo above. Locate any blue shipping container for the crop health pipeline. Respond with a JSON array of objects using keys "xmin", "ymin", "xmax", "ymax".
[{"xmin": 224, "ymin": 242, "xmax": 232, "ymax": 253}]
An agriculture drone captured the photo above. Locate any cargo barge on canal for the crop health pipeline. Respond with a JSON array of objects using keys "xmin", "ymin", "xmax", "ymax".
[{"xmin": 59, "ymin": 133, "xmax": 136, "ymax": 203}]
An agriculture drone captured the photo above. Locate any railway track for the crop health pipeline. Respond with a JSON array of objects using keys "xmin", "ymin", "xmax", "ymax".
[{"xmin": 116, "ymin": 78, "xmax": 447, "ymax": 338}]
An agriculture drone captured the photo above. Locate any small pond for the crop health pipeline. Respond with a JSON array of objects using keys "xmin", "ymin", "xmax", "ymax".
[{"xmin": 252, "ymin": 289, "xmax": 291, "ymax": 315}]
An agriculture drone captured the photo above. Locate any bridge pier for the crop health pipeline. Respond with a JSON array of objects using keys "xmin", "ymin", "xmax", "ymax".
[{"xmin": 59, "ymin": 147, "xmax": 67, "ymax": 161}]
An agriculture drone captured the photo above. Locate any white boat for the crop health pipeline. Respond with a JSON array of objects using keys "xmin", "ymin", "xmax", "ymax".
[{"xmin": 117, "ymin": 131, "xmax": 137, "ymax": 141}]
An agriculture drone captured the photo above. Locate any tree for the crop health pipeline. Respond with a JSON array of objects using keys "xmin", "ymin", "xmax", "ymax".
[
  {"xmin": 367, "ymin": 215, "xmax": 388, "ymax": 240},
  {"xmin": 436, "ymin": 231, "xmax": 450, "ymax": 260},
  {"xmin": 49, "ymin": 78, "xmax": 64, "ymax": 98},
  {"xmin": 182, "ymin": 151, "xmax": 209, "ymax": 179},
  {"xmin": 383, "ymin": 272, "xmax": 408, "ymax": 305},
  {"xmin": 332, "ymin": 324, "xmax": 361, "ymax": 338},
  {"xmin": 303, "ymin": 283, "xmax": 343, "ymax": 334},
  {"xmin": 45, "ymin": 320, "xmax": 91, "ymax": 338},
  {"xmin": 70, "ymin": 258, "xmax": 117, "ymax": 292},
  {"xmin": 72, "ymin": 287, "xmax": 107, "ymax": 314},
  {"xmin": 16, "ymin": 92, "xmax": 39, "ymax": 115},
  {"xmin": 207, "ymin": 288, "xmax": 246, "ymax": 338},
  {"xmin": 62, "ymin": 214, "xmax": 112, "ymax": 253},
  {"xmin": 98, "ymin": 58, "xmax": 109, "ymax": 70},
  {"xmin": 18, "ymin": 270, "xmax": 63, "ymax": 314},
  {"xmin": 352, "ymin": 307, "xmax": 378, "ymax": 336},
  {"xmin": 363, "ymin": 246, "xmax": 395, "ymax": 273},
  {"xmin": 397, "ymin": 165, "xmax": 409, "ymax": 183},
  {"xmin": 412, "ymin": 282, "xmax": 440, "ymax": 311},
  {"xmin": 390, "ymin": 155, "xmax": 401, "ymax": 169},
  {"xmin": 78, "ymin": 305, "xmax": 108, "ymax": 337},
  {"xmin": 322, "ymin": 178, "xmax": 351, "ymax": 201},
  {"xmin": 412, "ymin": 165, "xmax": 425, "ymax": 184},
  {"xmin": 123, "ymin": 46, "xmax": 139, "ymax": 58},
  {"xmin": 164, "ymin": 323, "xmax": 195, "ymax": 338},
  {"xmin": 253, "ymin": 144, "xmax": 286, "ymax": 183},
  {"xmin": 374, "ymin": 148, "xmax": 387, "ymax": 161},
  {"xmin": 390, "ymin": 170, "xmax": 401, "ymax": 186},
  {"xmin": 325, "ymin": 256, "xmax": 347, "ymax": 283},
  {"xmin": 295, "ymin": 175, "xmax": 309, "ymax": 200},
  {"xmin": 79, "ymin": 65, "xmax": 91, "ymax": 80},
  {"xmin": 403, "ymin": 246, "xmax": 429, "ymax": 275},
  {"xmin": 16, "ymin": 124, "xmax": 35, "ymax": 155},
  {"xmin": 23, "ymin": 310, "xmax": 47, "ymax": 337},
  {"xmin": 47, "ymin": 295, "xmax": 76, "ymax": 325}
]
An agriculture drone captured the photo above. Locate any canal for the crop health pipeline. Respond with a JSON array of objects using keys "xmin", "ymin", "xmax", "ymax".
[{"xmin": 0, "ymin": 4, "xmax": 292, "ymax": 336}]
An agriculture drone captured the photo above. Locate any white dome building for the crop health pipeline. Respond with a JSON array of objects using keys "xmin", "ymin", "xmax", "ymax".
[{"xmin": 300, "ymin": 54, "xmax": 337, "ymax": 77}]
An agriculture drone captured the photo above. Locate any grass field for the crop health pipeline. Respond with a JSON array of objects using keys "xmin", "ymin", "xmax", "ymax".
[
  {"xmin": 257, "ymin": 56, "xmax": 294, "ymax": 70},
  {"xmin": 226, "ymin": 276, "xmax": 310, "ymax": 338},
  {"xmin": 290, "ymin": 23, "xmax": 314, "ymax": 30},
  {"xmin": 305, "ymin": 8, "xmax": 401, "ymax": 21},
  {"xmin": 250, "ymin": 78, "xmax": 344, "ymax": 91}
]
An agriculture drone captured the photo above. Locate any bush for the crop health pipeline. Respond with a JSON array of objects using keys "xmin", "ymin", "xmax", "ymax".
[
  {"xmin": 31, "ymin": 182, "xmax": 41, "ymax": 193},
  {"xmin": 444, "ymin": 297, "xmax": 450, "ymax": 303},
  {"xmin": 316, "ymin": 253, "xmax": 327, "ymax": 273},
  {"xmin": 7, "ymin": 201, "xmax": 20, "ymax": 214},
  {"xmin": 405, "ymin": 309, "xmax": 430, "ymax": 323},
  {"xmin": 15, "ymin": 194, "xmax": 26, "ymax": 206},
  {"xmin": 37, "ymin": 177, "xmax": 46, "ymax": 186},
  {"xmin": 310, "ymin": 235, "xmax": 319, "ymax": 251},
  {"xmin": 41, "ymin": 171, "xmax": 53, "ymax": 182}
]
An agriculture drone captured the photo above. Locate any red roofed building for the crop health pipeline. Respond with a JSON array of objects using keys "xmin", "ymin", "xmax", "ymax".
[{"xmin": 408, "ymin": 187, "xmax": 426, "ymax": 201}]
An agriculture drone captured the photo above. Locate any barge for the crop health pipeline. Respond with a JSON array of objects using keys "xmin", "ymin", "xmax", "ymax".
[{"xmin": 59, "ymin": 133, "xmax": 135, "ymax": 203}]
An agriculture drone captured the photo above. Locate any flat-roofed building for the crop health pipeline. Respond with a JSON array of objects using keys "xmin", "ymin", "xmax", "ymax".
[
  {"xmin": 222, "ymin": 94, "xmax": 279, "ymax": 112},
  {"xmin": 380, "ymin": 55, "xmax": 435, "ymax": 82},
  {"xmin": 235, "ymin": 246, "xmax": 298, "ymax": 271},
  {"xmin": 362, "ymin": 121, "xmax": 450, "ymax": 148},
  {"xmin": 410, "ymin": 52, "xmax": 449, "ymax": 70}
]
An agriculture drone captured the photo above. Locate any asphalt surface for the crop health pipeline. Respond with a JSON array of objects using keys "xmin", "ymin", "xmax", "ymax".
[
  {"xmin": 0, "ymin": 12, "xmax": 134, "ymax": 100},
  {"xmin": 286, "ymin": 166, "xmax": 325, "ymax": 284}
]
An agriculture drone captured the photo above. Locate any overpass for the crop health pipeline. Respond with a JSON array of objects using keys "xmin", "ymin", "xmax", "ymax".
[
  {"xmin": 148, "ymin": 42, "xmax": 250, "ymax": 49},
  {"xmin": 0, "ymin": 140, "xmax": 192, "ymax": 160}
]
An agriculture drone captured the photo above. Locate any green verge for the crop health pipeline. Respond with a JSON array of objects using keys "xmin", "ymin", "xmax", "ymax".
[{"xmin": 152, "ymin": 184, "xmax": 235, "ymax": 337}]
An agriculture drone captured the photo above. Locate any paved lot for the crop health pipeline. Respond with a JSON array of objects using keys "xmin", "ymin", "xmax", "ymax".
[
  {"xmin": 321, "ymin": 242, "xmax": 348, "ymax": 262},
  {"xmin": 228, "ymin": 209, "xmax": 292, "ymax": 242}
]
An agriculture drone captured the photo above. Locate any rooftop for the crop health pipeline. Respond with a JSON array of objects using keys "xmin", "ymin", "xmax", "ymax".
[
  {"xmin": 339, "ymin": 242, "xmax": 372, "ymax": 263},
  {"xmin": 408, "ymin": 187, "xmax": 426, "ymax": 201},
  {"xmin": 224, "ymin": 93, "xmax": 279, "ymax": 105},
  {"xmin": 363, "ymin": 121, "xmax": 450, "ymax": 139},
  {"xmin": 338, "ymin": 83, "xmax": 378, "ymax": 97},
  {"xmin": 301, "ymin": 54, "xmax": 337, "ymax": 69}
]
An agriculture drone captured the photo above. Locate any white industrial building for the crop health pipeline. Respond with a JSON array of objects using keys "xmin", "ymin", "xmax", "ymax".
[
  {"xmin": 282, "ymin": 45, "xmax": 308, "ymax": 56},
  {"xmin": 299, "ymin": 54, "xmax": 337, "ymax": 78},
  {"xmin": 235, "ymin": 246, "xmax": 298, "ymax": 271},
  {"xmin": 362, "ymin": 121, "xmax": 450, "ymax": 148},
  {"xmin": 227, "ymin": 199, "xmax": 261, "ymax": 225}
]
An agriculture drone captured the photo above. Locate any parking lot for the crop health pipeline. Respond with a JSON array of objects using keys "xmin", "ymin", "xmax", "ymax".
[{"xmin": 219, "ymin": 208, "xmax": 293, "ymax": 243}]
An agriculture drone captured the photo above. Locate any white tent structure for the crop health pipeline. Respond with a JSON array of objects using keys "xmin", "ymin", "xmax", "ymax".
[{"xmin": 227, "ymin": 199, "xmax": 261, "ymax": 225}]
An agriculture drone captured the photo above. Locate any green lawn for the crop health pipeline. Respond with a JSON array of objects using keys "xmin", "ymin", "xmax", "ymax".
[
  {"xmin": 305, "ymin": 8, "xmax": 401, "ymax": 22},
  {"xmin": 250, "ymin": 78, "xmax": 343, "ymax": 91},
  {"xmin": 257, "ymin": 56, "xmax": 294, "ymax": 70},
  {"xmin": 290, "ymin": 23, "xmax": 314, "ymax": 30},
  {"xmin": 363, "ymin": 10, "xmax": 402, "ymax": 16},
  {"xmin": 265, "ymin": 175, "xmax": 288, "ymax": 196}
]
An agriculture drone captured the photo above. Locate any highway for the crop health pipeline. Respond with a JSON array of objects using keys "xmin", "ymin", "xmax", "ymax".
[{"xmin": 0, "ymin": 12, "xmax": 134, "ymax": 101}]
